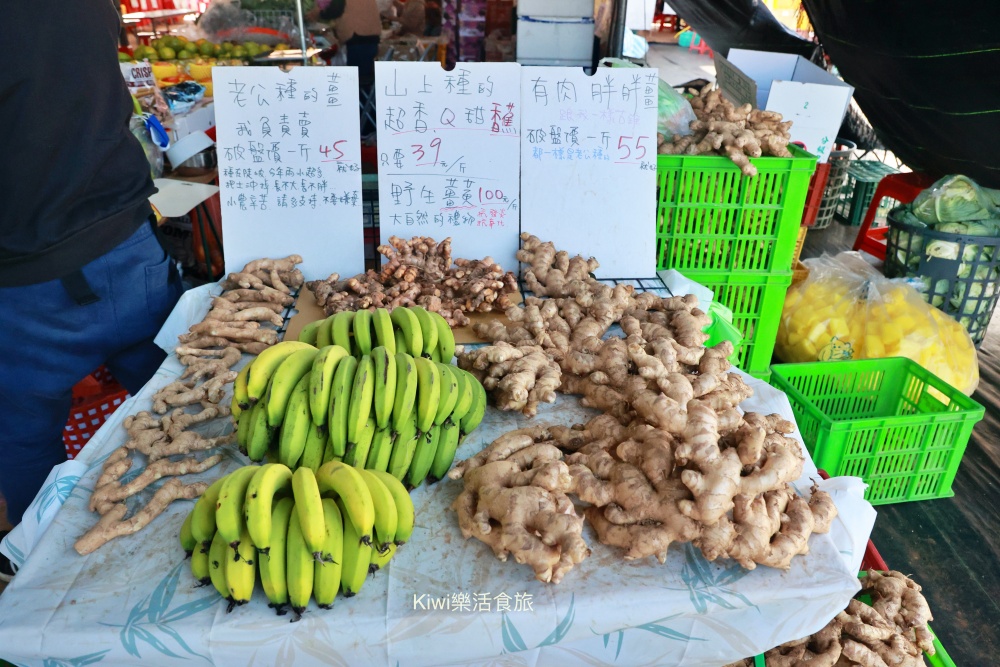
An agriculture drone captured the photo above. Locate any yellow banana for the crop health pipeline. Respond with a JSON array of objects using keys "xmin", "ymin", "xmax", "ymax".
[
  {"xmin": 245, "ymin": 399, "xmax": 274, "ymax": 463},
  {"xmin": 387, "ymin": 412, "xmax": 420, "ymax": 482},
  {"xmin": 344, "ymin": 415, "xmax": 376, "ymax": 469},
  {"xmin": 433, "ymin": 363, "xmax": 460, "ymax": 426},
  {"xmin": 413, "ymin": 357, "xmax": 440, "ymax": 435},
  {"xmin": 369, "ymin": 470, "xmax": 415, "ymax": 545},
  {"xmin": 358, "ymin": 469, "xmax": 397, "ymax": 551},
  {"xmin": 390, "ymin": 307, "xmax": 423, "ymax": 358},
  {"xmin": 327, "ymin": 355, "xmax": 358, "ymax": 459},
  {"xmin": 338, "ymin": 503, "xmax": 372, "ymax": 597},
  {"xmin": 371, "ymin": 307, "xmax": 396, "ymax": 354},
  {"xmin": 353, "ymin": 309, "xmax": 374, "ymax": 356},
  {"xmin": 299, "ymin": 421, "xmax": 327, "ymax": 472},
  {"xmin": 313, "ymin": 498, "xmax": 344, "ymax": 609},
  {"xmin": 190, "ymin": 538, "xmax": 211, "ymax": 586},
  {"xmin": 215, "ymin": 465, "xmax": 260, "ymax": 548},
  {"xmin": 259, "ymin": 496, "xmax": 294, "ymax": 615},
  {"xmin": 432, "ymin": 310, "xmax": 456, "ymax": 363},
  {"xmin": 369, "ymin": 533, "xmax": 397, "ymax": 573},
  {"xmin": 331, "ymin": 311, "xmax": 356, "ymax": 354},
  {"xmin": 315, "ymin": 461, "xmax": 375, "ymax": 546},
  {"xmin": 291, "ymin": 466, "xmax": 327, "ymax": 560},
  {"xmin": 286, "ymin": 508, "xmax": 314, "ymax": 619},
  {"xmin": 297, "ymin": 319, "xmax": 323, "ymax": 346},
  {"xmin": 409, "ymin": 306, "xmax": 438, "ymax": 359},
  {"xmin": 179, "ymin": 510, "xmax": 196, "ymax": 556},
  {"xmin": 309, "ymin": 344, "xmax": 350, "ymax": 429},
  {"xmin": 391, "ymin": 353, "xmax": 418, "ymax": 433},
  {"xmin": 232, "ymin": 362, "xmax": 252, "ymax": 417},
  {"xmin": 266, "ymin": 347, "xmax": 319, "ymax": 428},
  {"xmin": 450, "ymin": 368, "xmax": 475, "ymax": 424},
  {"xmin": 460, "ymin": 374, "xmax": 488, "ymax": 436},
  {"xmin": 346, "ymin": 354, "xmax": 375, "ymax": 450},
  {"xmin": 365, "ymin": 427, "xmax": 395, "ymax": 473},
  {"xmin": 190, "ymin": 475, "xmax": 227, "ymax": 546},
  {"xmin": 406, "ymin": 423, "xmax": 441, "ymax": 489},
  {"xmin": 247, "ymin": 341, "xmax": 316, "ymax": 403},
  {"xmin": 371, "ymin": 346, "xmax": 396, "ymax": 430},
  {"xmin": 430, "ymin": 418, "xmax": 462, "ymax": 482},
  {"xmin": 244, "ymin": 462, "xmax": 293, "ymax": 554},
  {"xmin": 277, "ymin": 374, "xmax": 312, "ymax": 468},
  {"xmin": 316, "ymin": 314, "xmax": 334, "ymax": 348},
  {"xmin": 208, "ymin": 530, "xmax": 233, "ymax": 605},
  {"xmin": 225, "ymin": 523, "xmax": 257, "ymax": 605}
]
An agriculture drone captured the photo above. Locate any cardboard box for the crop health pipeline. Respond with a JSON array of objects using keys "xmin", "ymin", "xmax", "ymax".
[
  {"xmin": 518, "ymin": 0, "xmax": 593, "ymax": 18},
  {"xmin": 715, "ymin": 49, "xmax": 853, "ymax": 163},
  {"xmin": 166, "ymin": 100, "xmax": 215, "ymax": 142}
]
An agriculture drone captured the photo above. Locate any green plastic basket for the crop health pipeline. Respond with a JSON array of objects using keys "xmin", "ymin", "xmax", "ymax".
[
  {"xmin": 655, "ymin": 146, "xmax": 817, "ymax": 273},
  {"xmin": 769, "ymin": 357, "xmax": 984, "ymax": 505},
  {"xmin": 834, "ymin": 160, "xmax": 900, "ymax": 226},
  {"xmin": 691, "ymin": 271, "xmax": 793, "ymax": 378}
]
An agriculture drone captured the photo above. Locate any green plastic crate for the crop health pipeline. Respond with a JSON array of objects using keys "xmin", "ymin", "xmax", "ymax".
[
  {"xmin": 834, "ymin": 160, "xmax": 900, "ymax": 226},
  {"xmin": 769, "ymin": 357, "xmax": 984, "ymax": 505},
  {"xmin": 655, "ymin": 145, "xmax": 817, "ymax": 273},
  {"xmin": 691, "ymin": 271, "xmax": 793, "ymax": 377}
]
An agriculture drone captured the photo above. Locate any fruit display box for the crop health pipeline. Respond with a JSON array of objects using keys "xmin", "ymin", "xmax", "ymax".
[{"xmin": 769, "ymin": 357, "xmax": 984, "ymax": 504}]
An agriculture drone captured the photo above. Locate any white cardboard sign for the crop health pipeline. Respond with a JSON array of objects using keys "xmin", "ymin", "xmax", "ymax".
[
  {"xmin": 375, "ymin": 62, "xmax": 522, "ymax": 271},
  {"xmin": 212, "ymin": 66, "xmax": 365, "ymax": 279},
  {"xmin": 519, "ymin": 67, "xmax": 659, "ymax": 278}
]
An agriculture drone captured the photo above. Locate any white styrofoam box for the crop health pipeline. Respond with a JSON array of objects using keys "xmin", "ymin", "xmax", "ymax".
[
  {"xmin": 518, "ymin": 0, "xmax": 593, "ymax": 19},
  {"xmin": 166, "ymin": 101, "xmax": 215, "ymax": 142},
  {"xmin": 625, "ymin": 0, "xmax": 657, "ymax": 31},
  {"xmin": 715, "ymin": 49, "xmax": 854, "ymax": 163},
  {"xmin": 516, "ymin": 16, "xmax": 594, "ymax": 66}
]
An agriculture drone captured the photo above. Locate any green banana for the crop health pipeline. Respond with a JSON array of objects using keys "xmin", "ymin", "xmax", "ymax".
[
  {"xmin": 297, "ymin": 319, "xmax": 323, "ymax": 346},
  {"xmin": 225, "ymin": 523, "xmax": 257, "ymax": 605},
  {"xmin": 308, "ymin": 344, "xmax": 350, "ymax": 429},
  {"xmin": 179, "ymin": 510, "xmax": 196, "ymax": 556},
  {"xmin": 245, "ymin": 399, "xmax": 274, "ymax": 463},
  {"xmin": 331, "ymin": 311, "xmax": 356, "ymax": 354},
  {"xmin": 433, "ymin": 363, "xmax": 460, "ymax": 426},
  {"xmin": 430, "ymin": 346, "xmax": 442, "ymax": 363},
  {"xmin": 338, "ymin": 503, "xmax": 373, "ymax": 597},
  {"xmin": 368, "ymin": 470, "xmax": 415, "ymax": 545},
  {"xmin": 394, "ymin": 327, "xmax": 407, "ymax": 358},
  {"xmin": 429, "ymin": 419, "xmax": 462, "ymax": 483},
  {"xmin": 247, "ymin": 341, "xmax": 317, "ymax": 403},
  {"xmin": 406, "ymin": 423, "xmax": 441, "ymax": 489},
  {"xmin": 299, "ymin": 421, "xmax": 327, "ymax": 472},
  {"xmin": 232, "ymin": 363, "xmax": 252, "ymax": 417},
  {"xmin": 369, "ymin": 535, "xmax": 397, "ymax": 573},
  {"xmin": 413, "ymin": 357, "xmax": 440, "ymax": 435},
  {"xmin": 215, "ymin": 465, "xmax": 260, "ymax": 548},
  {"xmin": 266, "ymin": 348, "xmax": 319, "ymax": 428},
  {"xmin": 316, "ymin": 315, "xmax": 334, "ymax": 348},
  {"xmin": 313, "ymin": 498, "xmax": 344, "ymax": 609},
  {"xmin": 315, "ymin": 461, "xmax": 375, "ymax": 546},
  {"xmin": 409, "ymin": 306, "xmax": 438, "ymax": 358},
  {"xmin": 353, "ymin": 309, "xmax": 374, "ymax": 355},
  {"xmin": 346, "ymin": 354, "xmax": 375, "ymax": 450},
  {"xmin": 190, "ymin": 475, "xmax": 227, "ymax": 546},
  {"xmin": 371, "ymin": 346, "xmax": 396, "ymax": 430},
  {"xmin": 460, "ymin": 374, "xmax": 488, "ymax": 436},
  {"xmin": 244, "ymin": 463, "xmax": 293, "ymax": 554},
  {"xmin": 431, "ymin": 311, "xmax": 456, "ymax": 363},
  {"xmin": 259, "ymin": 496, "xmax": 294, "ymax": 614},
  {"xmin": 371, "ymin": 307, "xmax": 396, "ymax": 354},
  {"xmin": 286, "ymin": 508, "xmax": 314, "ymax": 619},
  {"xmin": 291, "ymin": 466, "xmax": 327, "ymax": 560},
  {"xmin": 327, "ymin": 355, "xmax": 358, "ymax": 460},
  {"xmin": 391, "ymin": 353, "xmax": 418, "ymax": 433},
  {"xmin": 190, "ymin": 538, "xmax": 211, "ymax": 586},
  {"xmin": 358, "ymin": 469, "xmax": 398, "ymax": 551},
  {"xmin": 344, "ymin": 415, "xmax": 376, "ymax": 469},
  {"xmin": 450, "ymin": 368, "xmax": 475, "ymax": 423},
  {"xmin": 390, "ymin": 307, "xmax": 423, "ymax": 358},
  {"xmin": 387, "ymin": 413, "xmax": 420, "ymax": 482},
  {"xmin": 235, "ymin": 405, "xmax": 254, "ymax": 455},
  {"xmin": 208, "ymin": 530, "xmax": 233, "ymax": 605},
  {"xmin": 277, "ymin": 374, "xmax": 312, "ymax": 468},
  {"xmin": 365, "ymin": 427, "xmax": 395, "ymax": 473}
]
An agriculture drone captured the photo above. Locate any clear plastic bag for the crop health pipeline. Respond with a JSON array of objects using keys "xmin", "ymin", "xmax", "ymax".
[
  {"xmin": 130, "ymin": 116, "xmax": 164, "ymax": 179},
  {"xmin": 776, "ymin": 251, "xmax": 980, "ymax": 395},
  {"xmin": 911, "ymin": 174, "xmax": 998, "ymax": 225},
  {"xmin": 597, "ymin": 57, "xmax": 696, "ymax": 138}
]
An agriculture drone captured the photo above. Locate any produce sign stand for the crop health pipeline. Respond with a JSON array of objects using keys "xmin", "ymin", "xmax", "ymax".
[{"xmin": 0, "ymin": 282, "xmax": 875, "ymax": 667}]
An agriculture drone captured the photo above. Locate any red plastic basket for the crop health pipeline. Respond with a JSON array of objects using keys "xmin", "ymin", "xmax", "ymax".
[
  {"xmin": 62, "ymin": 366, "xmax": 129, "ymax": 459},
  {"xmin": 801, "ymin": 162, "xmax": 831, "ymax": 227}
]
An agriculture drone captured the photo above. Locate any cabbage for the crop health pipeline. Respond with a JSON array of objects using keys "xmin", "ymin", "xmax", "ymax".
[
  {"xmin": 938, "ymin": 222, "xmax": 969, "ymax": 234},
  {"xmin": 926, "ymin": 240, "xmax": 961, "ymax": 260},
  {"xmin": 912, "ymin": 175, "xmax": 997, "ymax": 224}
]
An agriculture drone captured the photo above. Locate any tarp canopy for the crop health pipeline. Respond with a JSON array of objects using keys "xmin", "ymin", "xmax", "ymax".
[{"xmin": 664, "ymin": 0, "xmax": 817, "ymax": 58}]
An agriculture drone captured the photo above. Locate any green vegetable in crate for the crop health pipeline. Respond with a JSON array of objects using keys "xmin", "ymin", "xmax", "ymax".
[{"xmin": 912, "ymin": 174, "xmax": 997, "ymax": 224}]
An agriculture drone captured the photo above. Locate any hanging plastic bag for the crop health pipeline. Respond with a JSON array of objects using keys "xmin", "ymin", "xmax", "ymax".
[
  {"xmin": 911, "ymin": 174, "xmax": 997, "ymax": 225},
  {"xmin": 598, "ymin": 57, "xmax": 696, "ymax": 138},
  {"xmin": 776, "ymin": 251, "xmax": 979, "ymax": 395}
]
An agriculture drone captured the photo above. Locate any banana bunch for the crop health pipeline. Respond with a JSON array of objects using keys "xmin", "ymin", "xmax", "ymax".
[
  {"xmin": 180, "ymin": 461, "xmax": 414, "ymax": 620},
  {"xmin": 296, "ymin": 306, "xmax": 456, "ymax": 363},
  {"xmin": 232, "ymin": 328, "xmax": 486, "ymax": 487}
]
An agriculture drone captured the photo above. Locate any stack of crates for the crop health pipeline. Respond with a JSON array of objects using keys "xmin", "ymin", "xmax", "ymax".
[
  {"xmin": 655, "ymin": 146, "xmax": 817, "ymax": 380},
  {"xmin": 835, "ymin": 160, "xmax": 900, "ymax": 226}
]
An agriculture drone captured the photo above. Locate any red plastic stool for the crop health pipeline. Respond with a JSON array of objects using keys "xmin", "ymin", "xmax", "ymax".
[{"xmin": 852, "ymin": 172, "xmax": 937, "ymax": 260}]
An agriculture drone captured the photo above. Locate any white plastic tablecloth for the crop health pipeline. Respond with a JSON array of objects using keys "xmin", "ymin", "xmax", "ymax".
[{"xmin": 0, "ymin": 287, "xmax": 876, "ymax": 667}]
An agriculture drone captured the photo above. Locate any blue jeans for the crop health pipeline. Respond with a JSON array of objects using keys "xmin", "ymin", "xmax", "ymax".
[{"xmin": 0, "ymin": 221, "xmax": 183, "ymax": 525}]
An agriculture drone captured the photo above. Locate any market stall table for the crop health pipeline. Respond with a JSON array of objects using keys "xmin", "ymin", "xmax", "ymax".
[{"xmin": 0, "ymin": 283, "xmax": 873, "ymax": 667}]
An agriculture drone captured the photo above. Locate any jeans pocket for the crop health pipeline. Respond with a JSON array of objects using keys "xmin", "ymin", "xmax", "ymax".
[{"xmin": 145, "ymin": 253, "xmax": 183, "ymax": 322}]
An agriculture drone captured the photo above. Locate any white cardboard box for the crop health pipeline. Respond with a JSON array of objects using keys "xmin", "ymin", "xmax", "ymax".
[
  {"xmin": 516, "ymin": 16, "xmax": 594, "ymax": 66},
  {"xmin": 166, "ymin": 101, "xmax": 215, "ymax": 142},
  {"xmin": 518, "ymin": 0, "xmax": 593, "ymax": 18},
  {"xmin": 715, "ymin": 49, "xmax": 853, "ymax": 163}
]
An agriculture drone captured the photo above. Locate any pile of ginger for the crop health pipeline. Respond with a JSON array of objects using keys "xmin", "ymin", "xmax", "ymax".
[
  {"xmin": 307, "ymin": 236, "xmax": 518, "ymax": 327},
  {"xmin": 449, "ymin": 234, "xmax": 837, "ymax": 582}
]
